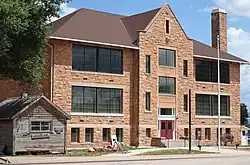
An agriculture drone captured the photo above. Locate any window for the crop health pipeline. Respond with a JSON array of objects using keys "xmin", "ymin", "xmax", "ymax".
[
  {"xmin": 159, "ymin": 77, "xmax": 176, "ymax": 94},
  {"xmin": 195, "ymin": 128, "xmax": 201, "ymax": 140},
  {"xmin": 242, "ymin": 131, "xmax": 246, "ymax": 136},
  {"xmin": 205, "ymin": 128, "xmax": 211, "ymax": 140},
  {"xmin": 72, "ymin": 86, "xmax": 122, "ymax": 114},
  {"xmin": 161, "ymin": 122, "xmax": 166, "ymax": 129},
  {"xmin": 103, "ymin": 128, "xmax": 111, "ymax": 142},
  {"xmin": 183, "ymin": 60, "xmax": 188, "ymax": 77},
  {"xmin": 85, "ymin": 128, "xmax": 94, "ymax": 142},
  {"xmin": 146, "ymin": 92, "xmax": 151, "ymax": 111},
  {"xmin": 71, "ymin": 128, "xmax": 80, "ymax": 143},
  {"xmin": 159, "ymin": 49, "xmax": 175, "ymax": 67},
  {"xmin": 72, "ymin": 45, "xmax": 122, "ymax": 74},
  {"xmin": 116, "ymin": 128, "xmax": 123, "ymax": 142},
  {"xmin": 168, "ymin": 122, "xmax": 173, "ymax": 130},
  {"xmin": 184, "ymin": 128, "xmax": 188, "ymax": 137},
  {"xmin": 196, "ymin": 94, "xmax": 230, "ymax": 116},
  {"xmin": 146, "ymin": 128, "xmax": 151, "ymax": 138},
  {"xmin": 146, "ymin": 55, "xmax": 151, "ymax": 74},
  {"xmin": 217, "ymin": 128, "xmax": 222, "ymax": 139},
  {"xmin": 184, "ymin": 95, "xmax": 188, "ymax": 112},
  {"xmin": 31, "ymin": 121, "xmax": 51, "ymax": 132},
  {"xmin": 195, "ymin": 60, "xmax": 229, "ymax": 83},
  {"xmin": 159, "ymin": 108, "xmax": 174, "ymax": 115},
  {"xmin": 166, "ymin": 20, "xmax": 170, "ymax": 34},
  {"xmin": 226, "ymin": 128, "xmax": 231, "ymax": 134}
]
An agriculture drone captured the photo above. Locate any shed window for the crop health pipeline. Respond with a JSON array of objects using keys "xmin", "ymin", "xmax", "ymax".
[{"xmin": 31, "ymin": 121, "xmax": 51, "ymax": 132}]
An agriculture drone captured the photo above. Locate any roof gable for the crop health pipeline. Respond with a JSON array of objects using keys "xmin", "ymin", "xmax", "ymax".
[
  {"xmin": 0, "ymin": 95, "xmax": 70, "ymax": 120},
  {"xmin": 121, "ymin": 8, "xmax": 161, "ymax": 43}
]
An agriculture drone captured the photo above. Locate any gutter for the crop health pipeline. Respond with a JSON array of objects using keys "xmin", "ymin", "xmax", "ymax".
[{"xmin": 47, "ymin": 43, "xmax": 54, "ymax": 102}]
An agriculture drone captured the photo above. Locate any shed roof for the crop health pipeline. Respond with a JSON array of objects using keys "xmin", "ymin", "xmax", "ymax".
[{"xmin": 0, "ymin": 95, "xmax": 70, "ymax": 120}]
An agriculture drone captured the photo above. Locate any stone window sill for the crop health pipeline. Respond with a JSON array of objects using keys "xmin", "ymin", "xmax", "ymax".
[
  {"xmin": 158, "ymin": 93, "xmax": 176, "ymax": 96},
  {"xmin": 159, "ymin": 65, "xmax": 176, "ymax": 69},
  {"xmin": 195, "ymin": 116, "xmax": 231, "ymax": 119},
  {"xmin": 195, "ymin": 81, "xmax": 230, "ymax": 86},
  {"xmin": 70, "ymin": 112, "xmax": 124, "ymax": 117},
  {"xmin": 145, "ymin": 110, "xmax": 152, "ymax": 113},
  {"xmin": 71, "ymin": 70, "xmax": 125, "ymax": 77}
]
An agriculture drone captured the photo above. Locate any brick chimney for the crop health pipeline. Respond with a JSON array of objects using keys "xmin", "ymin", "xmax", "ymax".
[{"xmin": 211, "ymin": 8, "xmax": 227, "ymax": 52}]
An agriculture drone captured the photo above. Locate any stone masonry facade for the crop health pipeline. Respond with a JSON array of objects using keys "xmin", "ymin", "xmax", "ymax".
[{"xmin": 0, "ymin": 4, "xmax": 242, "ymax": 148}]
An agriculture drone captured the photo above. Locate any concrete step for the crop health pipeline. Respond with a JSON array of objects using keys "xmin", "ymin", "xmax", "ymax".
[{"xmin": 162, "ymin": 139, "xmax": 197, "ymax": 148}]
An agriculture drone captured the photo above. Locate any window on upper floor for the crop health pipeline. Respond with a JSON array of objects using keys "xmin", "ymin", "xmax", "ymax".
[
  {"xmin": 183, "ymin": 60, "xmax": 188, "ymax": 77},
  {"xmin": 159, "ymin": 77, "xmax": 176, "ymax": 94},
  {"xmin": 31, "ymin": 121, "xmax": 51, "ymax": 132},
  {"xmin": 195, "ymin": 94, "xmax": 230, "ymax": 116},
  {"xmin": 146, "ymin": 55, "xmax": 151, "ymax": 74},
  {"xmin": 195, "ymin": 59, "xmax": 229, "ymax": 83},
  {"xmin": 72, "ymin": 86, "xmax": 122, "ymax": 114},
  {"xmin": 184, "ymin": 95, "xmax": 188, "ymax": 112},
  {"xmin": 159, "ymin": 49, "xmax": 176, "ymax": 67},
  {"xmin": 145, "ymin": 92, "xmax": 151, "ymax": 111},
  {"xmin": 166, "ymin": 20, "xmax": 170, "ymax": 34},
  {"xmin": 72, "ymin": 44, "xmax": 122, "ymax": 74}
]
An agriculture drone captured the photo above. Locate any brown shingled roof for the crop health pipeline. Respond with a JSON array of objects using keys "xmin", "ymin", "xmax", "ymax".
[
  {"xmin": 49, "ymin": 6, "xmax": 248, "ymax": 64},
  {"xmin": 193, "ymin": 40, "xmax": 248, "ymax": 63}
]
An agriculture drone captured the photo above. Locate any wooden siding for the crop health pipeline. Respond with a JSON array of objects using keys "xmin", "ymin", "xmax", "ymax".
[
  {"xmin": 0, "ymin": 120, "xmax": 13, "ymax": 154},
  {"xmin": 13, "ymin": 102, "xmax": 66, "ymax": 153}
]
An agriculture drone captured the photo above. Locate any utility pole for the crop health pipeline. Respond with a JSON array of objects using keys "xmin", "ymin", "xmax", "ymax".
[
  {"xmin": 188, "ymin": 89, "xmax": 192, "ymax": 153},
  {"xmin": 217, "ymin": 35, "xmax": 221, "ymax": 152}
]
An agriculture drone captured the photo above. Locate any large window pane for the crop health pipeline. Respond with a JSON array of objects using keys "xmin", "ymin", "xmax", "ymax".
[
  {"xmin": 159, "ymin": 49, "xmax": 175, "ymax": 67},
  {"xmin": 110, "ymin": 50, "xmax": 122, "ymax": 74},
  {"xmin": 83, "ymin": 87, "xmax": 96, "ymax": 113},
  {"xmin": 159, "ymin": 77, "xmax": 176, "ymax": 94},
  {"xmin": 72, "ymin": 44, "xmax": 122, "ymax": 74},
  {"xmin": 110, "ymin": 89, "xmax": 122, "ymax": 113},
  {"xmin": 84, "ymin": 46, "xmax": 97, "ymax": 71},
  {"xmin": 195, "ymin": 94, "xmax": 230, "ymax": 116},
  {"xmin": 195, "ymin": 59, "xmax": 229, "ymax": 83},
  {"xmin": 97, "ymin": 88, "xmax": 110, "ymax": 113},
  {"xmin": 72, "ymin": 45, "xmax": 85, "ymax": 71},
  {"xmin": 72, "ymin": 86, "xmax": 84, "ymax": 112}
]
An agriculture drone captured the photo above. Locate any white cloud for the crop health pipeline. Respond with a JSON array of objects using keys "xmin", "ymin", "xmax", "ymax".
[
  {"xmin": 227, "ymin": 27, "xmax": 250, "ymax": 106},
  {"xmin": 50, "ymin": 3, "xmax": 77, "ymax": 22},
  {"xmin": 213, "ymin": 0, "xmax": 250, "ymax": 17}
]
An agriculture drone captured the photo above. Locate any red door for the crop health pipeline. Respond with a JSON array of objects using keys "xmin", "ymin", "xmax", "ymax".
[{"xmin": 160, "ymin": 120, "xmax": 174, "ymax": 139}]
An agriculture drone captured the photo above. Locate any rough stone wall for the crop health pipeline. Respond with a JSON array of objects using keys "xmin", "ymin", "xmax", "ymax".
[
  {"xmin": 49, "ymin": 39, "xmax": 138, "ymax": 148},
  {"xmin": 177, "ymin": 61, "xmax": 241, "ymax": 145},
  {"xmin": 212, "ymin": 11, "xmax": 227, "ymax": 52},
  {"xmin": 138, "ymin": 4, "xmax": 193, "ymax": 146}
]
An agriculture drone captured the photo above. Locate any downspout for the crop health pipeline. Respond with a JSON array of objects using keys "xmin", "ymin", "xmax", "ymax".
[{"xmin": 47, "ymin": 43, "xmax": 54, "ymax": 102}]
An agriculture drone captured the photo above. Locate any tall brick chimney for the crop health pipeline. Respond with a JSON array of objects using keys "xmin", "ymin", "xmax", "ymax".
[{"xmin": 211, "ymin": 8, "xmax": 227, "ymax": 52}]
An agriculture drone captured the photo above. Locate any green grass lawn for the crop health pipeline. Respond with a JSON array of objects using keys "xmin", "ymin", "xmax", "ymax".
[
  {"xmin": 138, "ymin": 149, "xmax": 216, "ymax": 156},
  {"xmin": 66, "ymin": 149, "xmax": 113, "ymax": 156}
]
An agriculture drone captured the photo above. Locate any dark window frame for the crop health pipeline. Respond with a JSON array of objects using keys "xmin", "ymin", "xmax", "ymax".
[
  {"xmin": 184, "ymin": 95, "xmax": 188, "ymax": 112},
  {"xmin": 85, "ymin": 128, "xmax": 94, "ymax": 143},
  {"xmin": 146, "ymin": 128, "xmax": 151, "ymax": 138},
  {"xmin": 195, "ymin": 59, "xmax": 229, "ymax": 84},
  {"xmin": 195, "ymin": 94, "xmax": 230, "ymax": 116},
  {"xmin": 103, "ymin": 128, "xmax": 111, "ymax": 142},
  {"xmin": 146, "ymin": 55, "xmax": 151, "ymax": 74},
  {"xmin": 166, "ymin": 20, "xmax": 170, "ymax": 34},
  {"xmin": 146, "ymin": 92, "xmax": 151, "ymax": 111},
  {"xmin": 184, "ymin": 128, "xmax": 188, "ymax": 137},
  {"xmin": 71, "ymin": 128, "xmax": 80, "ymax": 143},
  {"xmin": 72, "ymin": 86, "xmax": 123, "ymax": 114},
  {"xmin": 183, "ymin": 60, "xmax": 188, "ymax": 77},
  {"xmin": 30, "ymin": 121, "xmax": 51, "ymax": 132},
  {"xmin": 205, "ymin": 128, "xmax": 211, "ymax": 140},
  {"xmin": 72, "ymin": 44, "xmax": 123, "ymax": 74},
  {"xmin": 116, "ymin": 128, "xmax": 123, "ymax": 142},
  {"xmin": 159, "ymin": 49, "xmax": 176, "ymax": 67},
  {"xmin": 159, "ymin": 77, "xmax": 176, "ymax": 94},
  {"xmin": 195, "ymin": 128, "xmax": 202, "ymax": 140}
]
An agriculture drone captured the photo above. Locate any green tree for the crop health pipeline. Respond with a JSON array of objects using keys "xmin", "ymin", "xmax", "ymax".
[
  {"xmin": 241, "ymin": 103, "xmax": 249, "ymax": 125},
  {"xmin": 0, "ymin": 0, "xmax": 69, "ymax": 89}
]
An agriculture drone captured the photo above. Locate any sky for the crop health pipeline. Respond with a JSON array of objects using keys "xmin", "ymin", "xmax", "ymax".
[{"xmin": 56, "ymin": 0, "xmax": 250, "ymax": 108}]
